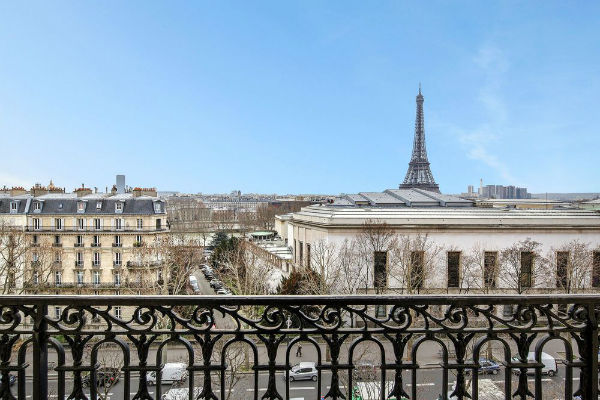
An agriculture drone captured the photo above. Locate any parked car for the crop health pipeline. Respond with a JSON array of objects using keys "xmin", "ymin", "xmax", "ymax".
[
  {"xmin": 465, "ymin": 358, "xmax": 500, "ymax": 375},
  {"xmin": 288, "ymin": 362, "xmax": 318, "ymax": 382},
  {"xmin": 0, "ymin": 374, "xmax": 16, "ymax": 388},
  {"xmin": 511, "ymin": 352, "xmax": 557, "ymax": 377},
  {"xmin": 216, "ymin": 288, "xmax": 229, "ymax": 295},
  {"xmin": 448, "ymin": 378, "xmax": 504, "ymax": 399},
  {"xmin": 147, "ymin": 362, "xmax": 188, "ymax": 385},
  {"xmin": 82, "ymin": 367, "xmax": 120, "ymax": 388},
  {"xmin": 210, "ymin": 280, "xmax": 223, "ymax": 289}
]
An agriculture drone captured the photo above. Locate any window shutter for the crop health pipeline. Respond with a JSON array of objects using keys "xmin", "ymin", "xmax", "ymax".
[
  {"xmin": 50, "ymin": 218, "xmax": 55, "ymax": 230},
  {"xmin": 100, "ymin": 218, "xmax": 104, "ymax": 230},
  {"xmin": 111, "ymin": 219, "xmax": 115, "ymax": 230},
  {"xmin": 28, "ymin": 218, "xmax": 33, "ymax": 231},
  {"xmin": 61, "ymin": 218, "xmax": 65, "ymax": 230},
  {"xmin": 72, "ymin": 218, "xmax": 76, "ymax": 231}
]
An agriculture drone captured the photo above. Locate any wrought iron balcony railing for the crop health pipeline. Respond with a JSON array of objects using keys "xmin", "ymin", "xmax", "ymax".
[{"xmin": 0, "ymin": 294, "xmax": 598, "ymax": 400}]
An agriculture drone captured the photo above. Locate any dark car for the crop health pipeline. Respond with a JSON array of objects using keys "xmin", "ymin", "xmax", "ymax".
[
  {"xmin": 0, "ymin": 374, "xmax": 16, "ymax": 388},
  {"xmin": 465, "ymin": 358, "xmax": 500, "ymax": 375},
  {"xmin": 82, "ymin": 367, "xmax": 120, "ymax": 388}
]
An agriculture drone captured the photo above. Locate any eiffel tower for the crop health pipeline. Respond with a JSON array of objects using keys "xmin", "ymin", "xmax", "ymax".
[{"xmin": 399, "ymin": 85, "xmax": 440, "ymax": 193}]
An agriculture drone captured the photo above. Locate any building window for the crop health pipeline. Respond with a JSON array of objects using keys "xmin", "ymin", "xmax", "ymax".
[
  {"xmin": 299, "ymin": 241, "xmax": 304, "ymax": 266},
  {"xmin": 520, "ymin": 251, "xmax": 534, "ymax": 288},
  {"xmin": 410, "ymin": 251, "xmax": 425, "ymax": 290},
  {"xmin": 114, "ymin": 271, "xmax": 121, "ymax": 285},
  {"xmin": 54, "ymin": 271, "xmax": 62, "ymax": 285},
  {"xmin": 94, "ymin": 218, "xmax": 101, "ymax": 230},
  {"xmin": 592, "ymin": 251, "xmax": 600, "ymax": 288},
  {"xmin": 556, "ymin": 251, "xmax": 569, "ymax": 288},
  {"xmin": 114, "ymin": 235, "xmax": 121, "ymax": 246},
  {"xmin": 306, "ymin": 243, "xmax": 311, "ymax": 269},
  {"xmin": 55, "ymin": 218, "xmax": 63, "ymax": 230},
  {"xmin": 32, "ymin": 271, "xmax": 39, "ymax": 285},
  {"xmin": 447, "ymin": 252, "xmax": 460, "ymax": 288},
  {"xmin": 77, "ymin": 218, "xmax": 84, "ymax": 230},
  {"xmin": 115, "ymin": 202, "xmax": 123, "ymax": 213},
  {"xmin": 93, "ymin": 252, "xmax": 101, "ymax": 266},
  {"xmin": 136, "ymin": 219, "xmax": 143, "ymax": 230},
  {"xmin": 92, "ymin": 235, "xmax": 100, "ymax": 247},
  {"xmin": 93, "ymin": 270, "xmax": 100, "ymax": 285},
  {"xmin": 33, "ymin": 202, "xmax": 41, "ymax": 212},
  {"xmin": 33, "ymin": 218, "xmax": 40, "ymax": 231},
  {"xmin": 484, "ymin": 252, "xmax": 498, "ymax": 288},
  {"xmin": 10, "ymin": 201, "xmax": 17, "ymax": 213},
  {"xmin": 115, "ymin": 218, "xmax": 123, "ymax": 230},
  {"xmin": 54, "ymin": 235, "xmax": 60, "ymax": 245},
  {"xmin": 76, "ymin": 270, "xmax": 84, "ymax": 285},
  {"xmin": 96, "ymin": 201, "xmax": 102, "ymax": 210},
  {"xmin": 154, "ymin": 203, "xmax": 161, "ymax": 213},
  {"xmin": 32, "ymin": 252, "xmax": 39, "ymax": 262},
  {"xmin": 114, "ymin": 306, "xmax": 122, "ymax": 319},
  {"xmin": 77, "ymin": 202, "xmax": 85, "ymax": 213},
  {"xmin": 114, "ymin": 252, "xmax": 122, "ymax": 266},
  {"xmin": 54, "ymin": 252, "xmax": 61, "ymax": 263},
  {"xmin": 75, "ymin": 235, "xmax": 83, "ymax": 247},
  {"xmin": 294, "ymin": 240, "xmax": 297, "ymax": 263},
  {"xmin": 32, "ymin": 235, "xmax": 38, "ymax": 245},
  {"xmin": 55, "ymin": 307, "xmax": 61, "ymax": 319},
  {"xmin": 76, "ymin": 252, "xmax": 83, "ymax": 266},
  {"xmin": 135, "ymin": 235, "xmax": 142, "ymax": 245},
  {"xmin": 374, "ymin": 251, "xmax": 388, "ymax": 289},
  {"xmin": 155, "ymin": 219, "xmax": 162, "ymax": 230}
]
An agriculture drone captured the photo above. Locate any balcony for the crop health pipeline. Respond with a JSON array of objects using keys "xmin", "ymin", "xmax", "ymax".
[
  {"xmin": 0, "ymin": 294, "xmax": 598, "ymax": 399},
  {"xmin": 52, "ymin": 242, "xmax": 62, "ymax": 248},
  {"xmin": 113, "ymin": 261, "xmax": 122, "ymax": 267},
  {"xmin": 91, "ymin": 242, "xmax": 102, "ymax": 247},
  {"xmin": 112, "ymin": 242, "xmax": 122, "ymax": 247},
  {"xmin": 74, "ymin": 242, "xmax": 84, "ymax": 247},
  {"xmin": 74, "ymin": 261, "xmax": 84, "ymax": 268}
]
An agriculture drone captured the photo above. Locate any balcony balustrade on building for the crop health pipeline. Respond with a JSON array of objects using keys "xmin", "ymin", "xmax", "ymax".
[{"xmin": 0, "ymin": 294, "xmax": 598, "ymax": 400}]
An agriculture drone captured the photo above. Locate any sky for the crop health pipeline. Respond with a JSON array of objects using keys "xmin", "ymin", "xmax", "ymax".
[{"xmin": 1, "ymin": 2, "xmax": 599, "ymax": 195}]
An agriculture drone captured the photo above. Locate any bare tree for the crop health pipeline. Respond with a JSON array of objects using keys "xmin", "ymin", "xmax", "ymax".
[
  {"xmin": 388, "ymin": 233, "xmax": 442, "ymax": 294},
  {"xmin": 0, "ymin": 221, "xmax": 53, "ymax": 294},
  {"xmin": 498, "ymin": 238, "xmax": 545, "ymax": 294},
  {"xmin": 461, "ymin": 243, "xmax": 501, "ymax": 294},
  {"xmin": 354, "ymin": 220, "xmax": 398, "ymax": 293},
  {"xmin": 545, "ymin": 239, "xmax": 592, "ymax": 293},
  {"xmin": 206, "ymin": 339, "xmax": 247, "ymax": 400}
]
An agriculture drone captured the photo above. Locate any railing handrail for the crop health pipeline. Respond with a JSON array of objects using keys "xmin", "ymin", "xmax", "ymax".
[{"xmin": 1, "ymin": 293, "xmax": 599, "ymax": 306}]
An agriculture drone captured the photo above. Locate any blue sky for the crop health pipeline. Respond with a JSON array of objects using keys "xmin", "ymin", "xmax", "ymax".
[{"xmin": 1, "ymin": 2, "xmax": 598, "ymax": 194}]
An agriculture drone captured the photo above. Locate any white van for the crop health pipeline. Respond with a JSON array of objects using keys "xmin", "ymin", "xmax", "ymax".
[
  {"xmin": 147, "ymin": 362, "xmax": 188, "ymax": 385},
  {"xmin": 512, "ymin": 352, "xmax": 558, "ymax": 377}
]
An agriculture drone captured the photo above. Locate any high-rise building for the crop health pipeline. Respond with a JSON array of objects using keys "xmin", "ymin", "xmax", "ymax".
[
  {"xmin": 400, "ymin": 86, "xmax": 440, "ymax": 193},
  {"xmin": 116, "ymin": 175, "xmax": 125, "ymax": 194}
]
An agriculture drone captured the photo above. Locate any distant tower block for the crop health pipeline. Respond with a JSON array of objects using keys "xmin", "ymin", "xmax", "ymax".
[
  {"xmin": 399, "ymin": 85, "xmax": 440, "ymax": 193},
  {"xmin": 116, "ymin": 175, "xmax": 125, "ymax": 194}
]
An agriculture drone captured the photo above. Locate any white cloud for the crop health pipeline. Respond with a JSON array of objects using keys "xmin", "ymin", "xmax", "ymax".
[{"xmin": 450, "ymin": 44, "xmax": 518, "ymax": 184}]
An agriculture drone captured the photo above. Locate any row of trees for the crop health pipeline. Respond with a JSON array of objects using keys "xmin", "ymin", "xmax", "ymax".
[{"xmin": 284, "ymin": 221, "xmax": 600, "ymax": 295}]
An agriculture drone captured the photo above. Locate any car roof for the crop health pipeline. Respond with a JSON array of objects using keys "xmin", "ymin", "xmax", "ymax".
[{"xmin": 298, "ymin": 362, "xmax": 315, "ymax": 368}]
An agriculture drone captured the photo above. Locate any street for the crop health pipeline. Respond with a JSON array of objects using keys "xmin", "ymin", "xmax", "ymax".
[{"xmin": 14, "ymin": 363, "xmax": 574, "ymax": 399}]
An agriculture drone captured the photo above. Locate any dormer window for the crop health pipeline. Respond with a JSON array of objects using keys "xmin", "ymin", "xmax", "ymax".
[
  {"xmin": 154, "ymin": 202, "xmax": 162, "ymax": 213},
  {"xmin": 96, "ymin": 201, "xmax": 102, "ymax": 210},
  {"xmin": 58, "ymin": 203, "xmax": 63, "ymax": 209},
  {"xmin": 9, "ymin": 201, "xmax": 18, "ymax": 213},
  {"xmin": 33, "ymin": 202, "xmax": 41, "ymax": 212},
  {"xmin": 115, "ymin": 202, "xmax": 123, "ymax": 213},
  {"xmin": 77, "ymin": 202, "xmax": 85, "ymax": 213}
]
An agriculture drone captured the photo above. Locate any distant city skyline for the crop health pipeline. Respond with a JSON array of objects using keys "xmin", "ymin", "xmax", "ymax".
[{"xmin": 1, "ymin": 2, "xmax": 599, "ymax": 194}]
